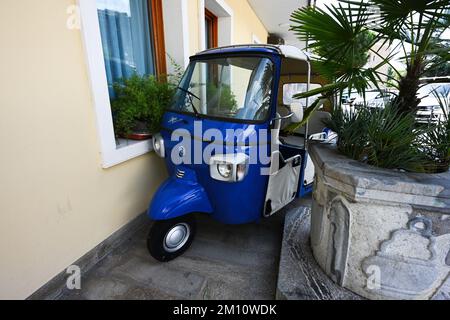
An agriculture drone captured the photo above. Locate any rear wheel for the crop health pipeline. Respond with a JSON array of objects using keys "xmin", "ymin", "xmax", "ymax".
[{"xmin": 147, "ymin": 215, "xmax": 196, "ymax": 262}]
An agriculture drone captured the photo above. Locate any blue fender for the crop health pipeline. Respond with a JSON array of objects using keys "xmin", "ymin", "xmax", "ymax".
[{"xmin": 148, "ymin": 168, "xmax": 213, "ymax": 221}]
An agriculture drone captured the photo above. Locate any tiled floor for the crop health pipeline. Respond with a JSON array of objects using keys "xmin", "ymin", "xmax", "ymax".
[{"xmin": 59, "ymin": 197, "xmax": 311, "ymax": 300}]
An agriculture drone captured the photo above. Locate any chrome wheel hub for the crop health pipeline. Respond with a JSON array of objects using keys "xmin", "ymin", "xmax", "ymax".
[{"xmin": 163, "ymin": 223, "xmax": 190, "ymax": 253}]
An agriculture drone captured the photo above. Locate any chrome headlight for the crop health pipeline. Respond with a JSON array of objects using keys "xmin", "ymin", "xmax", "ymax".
[
  {"xmin": 152, "ymin": 133, "xmax": 165, "ymax": 158},
  {"xmin": 217, "ymin": 163, "xmax": 233, "ymax": 179},
  {"xmin": 210, "ymin": 154, "xmax": 249, "ymax": 182}
]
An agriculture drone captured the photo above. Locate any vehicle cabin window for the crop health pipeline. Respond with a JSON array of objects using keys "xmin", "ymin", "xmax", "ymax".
[
  {"xmin": 96, "ymin": 0, "xmax": 163, "ymax": 98},
  {"xmin": 419, "ymin": 83, "xmax": 450, "ymax": 98},
  {"xmin": 283, "ymin": 83, "xmax": 322, "ymax": 107},
  {"xmin": 170, "ymin": 57, "xmax": 275, "ymax": 122}
]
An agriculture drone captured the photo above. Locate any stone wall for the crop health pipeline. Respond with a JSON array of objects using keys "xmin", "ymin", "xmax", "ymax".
[{"xmin": 309, "ymin": 143, "xmax": 450, "ymax": 300}]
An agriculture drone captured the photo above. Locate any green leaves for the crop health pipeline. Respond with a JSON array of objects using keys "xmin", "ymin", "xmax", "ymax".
[
  {"xmin": 420, "ymin": 121, "xmax": 450, "ymax": 173},
  {"xmin": 111, "ymin": 74, "xmax": 175, "ymax": 136},
  {"xmin": 206, "ymin": 83, "xmax": 238, "ymax": 112},
  {"xmin": 325, "ymin": 105, "xmax": 427, "ymax": 171},
  {"xmin": 364, "ymin": 107, "xmax": 424, "ymax": 171},
  {"xmin": 419, "ymin": 89, "xmax": 450, "ymax": 172},
  {"xmin": 299, "ymin": 0, "xmax": 450, "ymax": 113},
  {"xmin": 289, "ymin": 0, "xmax": 450, "ymax": 172},
  {"xmin": 290, "ymin": 1, "xmax": 385, "ymax": 98},
  {"xmin": 290, "ymin": 3, "xmax": 371, "ymax": 63},
  {"xmin": 326, "ymin": 97, "xmax": 450, "ymax": 173}
]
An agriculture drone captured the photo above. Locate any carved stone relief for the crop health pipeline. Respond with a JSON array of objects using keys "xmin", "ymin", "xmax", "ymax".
[
  {"xmin": 362, "ymin": 217, "xmax": 450, "ymax": 299},
  {"xmin": 326, "ymin": 197, "xmax": 351, "ymax": 286}
]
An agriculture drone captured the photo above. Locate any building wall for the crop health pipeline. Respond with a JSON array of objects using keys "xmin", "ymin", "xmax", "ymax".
[
  {"xmin": 226, "ymin": 0, "xmax": 267, "ymax": 45},
  {"xmin": 0, "ymin": 0, "xmax": 167, "ymax": 299},
  {"xmin": 367, "ymin": 42, "xmax": 390, "ymax": 85},
  {"xmin": 187, "ymin": 0, "xmax": 268, "ymax": 55},
  {"xmin": 0, "ymin": 0, "xmax": 268, "ymax": 300},
  {"xmin": 188, "ymin": 0, "xmax": 201, "ymax": 57}
]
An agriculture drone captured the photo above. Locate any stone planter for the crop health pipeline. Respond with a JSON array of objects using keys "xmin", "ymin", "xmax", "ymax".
[{"xmin": 308, "ymin": 143, "xmax": 450, "ymax": 300}]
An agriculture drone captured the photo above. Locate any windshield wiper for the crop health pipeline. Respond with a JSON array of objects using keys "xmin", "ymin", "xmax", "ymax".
[{"xmin": 177, "ymin": 86, "xmax": 201, "ymax": 117}]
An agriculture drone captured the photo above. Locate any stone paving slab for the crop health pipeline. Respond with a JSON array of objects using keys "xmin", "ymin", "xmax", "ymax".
[
  {"xmin": 59, "ymin": 210, "xmax": 287, "ymax": 300},
  {"xmin": 276, "ymin": 207, "xmax": 363, "ymax": 300}
]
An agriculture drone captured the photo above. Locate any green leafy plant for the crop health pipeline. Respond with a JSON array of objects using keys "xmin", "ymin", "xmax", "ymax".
[
  {"xmin": 207, "ymin": 83, "xmax": 238, "ymax": 113},
  {"xmin": 167, "ymin": 54, "xmax": 185, "ymax": 85},
  {"xmin": 420, "ymin": 89, "xmax": 450, "ymax": 172},
  {"xmin": 289, "ymin": 0, "xmax": 450, "ymax": 172},
  {"xmin": 289, "ymin": 0, "xmax": 450, "ymax": 116},
  {"xmin": 111, "ymin": 74, "xmax": 175, "ymax": 137},
  {"xmin": 324, "ymin": 106, "xmax": 371, "ymax": 161},
  {"xmin": 420, "ymin": 121, "xmax": 450, "ymax": 172},
  {"xmin": 324, "ymin": 105, "xmax": 426, "ymax": 171}
]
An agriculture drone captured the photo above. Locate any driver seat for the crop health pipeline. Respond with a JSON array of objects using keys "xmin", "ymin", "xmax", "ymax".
[{"xmin": 277, "ymin": 103, "xmax": 305, "ymax": 147}]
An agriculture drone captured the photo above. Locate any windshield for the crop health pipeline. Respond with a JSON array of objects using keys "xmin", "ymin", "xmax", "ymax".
[
  {"xmin": 169, "ymin": 56, "xmax": 274, "ymax": 121},
  {"xmin": 419, "ymin": 83, "xmax": 450, "ymax": 98}
]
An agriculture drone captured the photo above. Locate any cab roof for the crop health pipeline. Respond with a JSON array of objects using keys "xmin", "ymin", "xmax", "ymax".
[{"xmin": 195, "ymin": 44, "xmax": 310, "ymax": 62}]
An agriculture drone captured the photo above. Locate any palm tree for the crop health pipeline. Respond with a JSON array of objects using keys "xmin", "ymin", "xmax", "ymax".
[{"xmin": 289, "ymin": 0, "xmax": 450, "ymax": 127}]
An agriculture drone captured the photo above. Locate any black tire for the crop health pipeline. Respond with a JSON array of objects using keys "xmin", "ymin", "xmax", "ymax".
[{"xmin": 147, "ymin": 215, "xmax": 196, "ymax": 262}]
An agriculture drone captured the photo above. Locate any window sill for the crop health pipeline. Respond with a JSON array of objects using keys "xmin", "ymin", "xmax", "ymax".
[{"xmin": 102, "ymin": 139, "xmax": 153, "ymax": 168}]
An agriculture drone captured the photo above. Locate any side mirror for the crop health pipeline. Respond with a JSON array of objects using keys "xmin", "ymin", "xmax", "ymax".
[{"xmin": 290, "ymin": 103, "xmax": 304, "ymax": 123}]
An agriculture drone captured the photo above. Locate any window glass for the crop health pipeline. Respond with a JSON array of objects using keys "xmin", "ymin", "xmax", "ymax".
[
  {"xmin": 419, "ymin": 83, "xmax": 450, "ymax": 98},
  {"xmin": 97, "ymin": 0, "xmax": 155, "ymax": 97},
  {"xmin": 283, "ymin": 83, "xmax": 322, "ymax": 107},
  {"xmin": 170, "ymin": 57, "xmax": 274, "ymax": 121}
]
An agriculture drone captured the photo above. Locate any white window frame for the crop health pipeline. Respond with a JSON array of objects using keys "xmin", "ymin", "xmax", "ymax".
[
  {"xmin": 162, "ymin": 0, "xmax": 190, "ymax": 70},
  {"xmin": 78, "ymin": 0, "xmax": 153, "ymax": 168},
  {"xmin": 200, "ymin": 0, "xmax": 234, "ymax": 51}
]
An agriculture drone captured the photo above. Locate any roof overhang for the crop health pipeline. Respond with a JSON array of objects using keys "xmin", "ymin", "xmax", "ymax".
[{"xmin": 247, "ymin": 0, "xmax": 310, "ymax": 48}]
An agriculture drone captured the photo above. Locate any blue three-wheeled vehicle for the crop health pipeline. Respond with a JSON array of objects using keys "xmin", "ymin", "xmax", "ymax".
[{"xmin": 147, "ymin": 45, "xmax": 330, "ymax": 261}]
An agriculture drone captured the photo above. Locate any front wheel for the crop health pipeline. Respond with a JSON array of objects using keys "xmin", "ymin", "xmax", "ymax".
[{"xmin": 147, "ymin": 215, "xmax": 196, "ymax": 262}]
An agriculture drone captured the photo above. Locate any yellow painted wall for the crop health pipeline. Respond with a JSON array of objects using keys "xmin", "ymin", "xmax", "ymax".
[
  {"xmin": 225, "ymin": 0, "xmax": 268, "ymax": 107},
  {"xmin": 0, "ymin": 0, "xmax": 167, "ymax": 299},
  {"xmin": 188, "ymin": 0, "xmax": 201, "ymax": 56},
  {"xmin": 186, "ymin": 0, "xmax": 268, "ymax": 56},
  {"xmin": 226, "ymin": 0, "xmax": 268, "ymax": 45},
  {"xmin": 0, "ymin": 0, "xmax": 268, "ymax": 300}
]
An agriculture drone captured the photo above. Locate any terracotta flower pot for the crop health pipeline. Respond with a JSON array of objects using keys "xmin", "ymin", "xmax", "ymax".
[{"xmin": 122, "ymin": 120, "xmax": 152, "ymax": 141}]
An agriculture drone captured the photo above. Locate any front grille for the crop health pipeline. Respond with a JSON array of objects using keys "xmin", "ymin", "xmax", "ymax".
[{"xmin": 176, "ymin": 169, "xmax": 185, "ymax": 179}]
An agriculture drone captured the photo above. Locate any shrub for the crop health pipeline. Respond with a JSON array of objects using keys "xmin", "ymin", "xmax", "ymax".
[
  {"xmin": 206, "ymin": 83, "xmax": 238, "ymax": 113},
  {"xmin": 111, "ymin": 74, "xmax": 175, "ymax": 137},
  {"xmin": 420, "ymin": 121, "xmax": 450, "ymax": 173},
  {"xmin": 324, "ymin": 106, "xmax": 426, "ymax": 172},
  {"xmin": 290, "ymin": 0, "xmax": 450, "ymax": 173},
  {"xmin": 419, "ymin": 90, "xmax": 450, "ymax": 173}
]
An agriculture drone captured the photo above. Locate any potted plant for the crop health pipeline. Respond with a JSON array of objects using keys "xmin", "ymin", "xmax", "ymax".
[
  {"xmin": 111, "ymin": 74, "xmax": 175, "ymax": 140},
  {"xmin": 288, "ymin": 0, "xmax": 450, "ymax": 300}
]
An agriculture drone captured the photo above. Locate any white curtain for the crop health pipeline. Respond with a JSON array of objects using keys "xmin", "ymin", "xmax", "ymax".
[{"xmin": 97, "ymin": 0, "xmax": 155, "ymax": 97}]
